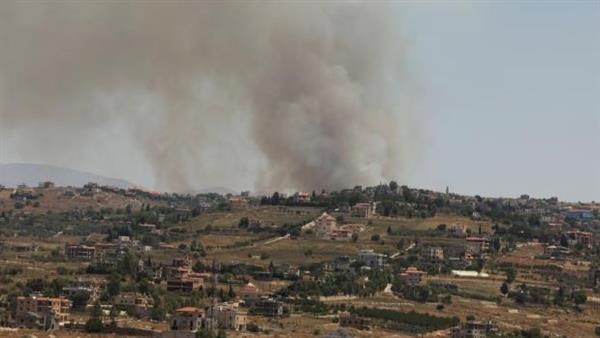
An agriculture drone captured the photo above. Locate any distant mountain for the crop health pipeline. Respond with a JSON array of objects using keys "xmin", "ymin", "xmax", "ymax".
[{"xmin": 0, "ymin": 163, "xmax": 135, "ymax": 189}]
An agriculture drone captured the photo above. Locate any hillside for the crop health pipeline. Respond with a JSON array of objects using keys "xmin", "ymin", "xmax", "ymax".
[{"xmin": 0, "ymin": 163, "xmax": 135, "ymax": 188}]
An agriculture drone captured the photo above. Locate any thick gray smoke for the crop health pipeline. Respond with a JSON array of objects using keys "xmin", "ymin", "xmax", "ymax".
[{"xmin": 0, "ymin": 2, "xmax": 421, "ymax": 192}]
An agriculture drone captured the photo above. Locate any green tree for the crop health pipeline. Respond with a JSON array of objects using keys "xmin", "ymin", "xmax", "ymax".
[
  {"xmin": 505, "ymin": 267, "xmax": 517, "ymax": 283},
  {"xmin": 500, "ymin": 282, "xmax": 509, "ymax": 296},
  {"xmin": 107, "ymin": 273, "xmax": 121, "ymax": 297}
]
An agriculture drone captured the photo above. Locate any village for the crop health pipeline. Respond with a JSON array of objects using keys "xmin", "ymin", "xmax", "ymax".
[{"xmin": 0, "ymin": 182, "xmax": 600, "ymax": 337}]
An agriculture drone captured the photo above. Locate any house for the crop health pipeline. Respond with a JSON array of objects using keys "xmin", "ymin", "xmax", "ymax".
[
  {"xmin": 65, "ymin": 244, "xmax": 96, "ymax": 260},
  {"xmin": 427, "ymin": 246, "xmax": 444, "ymax": 264},
  {"xmin": 351, "ymin": 203, "xmax": 373, "ymax": 218},
  {"xmin": 62, "ymin": 280, "xmax": 101, "ymax": 303},
  {"xmin": 208, "ymin": 302, "xmax": 247, "ymax": 331},
  {"xmin": 294, "ymin": 192, "xmax": 311, "ymax": 203},
  {"xmin": 358, "ymin": 249, "xmax": 386, "ymax": 269},
  {"xmin": 450, "ymin": 320, "xmax": 498, "ymax": 338},
  {"xmin": 339, "ymin": 312, "xmax": 371, "ymax": 330},
  {"xmin": 15, "ymin": 296, "xmax": 71, "ymax": 326},
  {"xmin": 162, "ymin": 307, "xmax": 206, "ymax": 338},
  {"xmin": 300, "ymin": 212, "xmax": 338, "ymax": 237},
  {"xmin": 38, "ymin": 181, "xmax": 55, "ymax": 189},
  {"xmin": 248, "ymin": 298, "xmax": 285, "ymax": 317},
  {"xmin": 565, "ymin": 230, "xmax": 593, "ymax": 248},
  {"xmin": 466, "ymin": 237, "xmax": 489, "ymax": 255},
  {"xmin": 113, "ymin": 292, "xmax": 153, "ymax": 318},
  {"xmin": 167, "ymin": 278, "xmax": 203, "ymax": 292},
  {"xmin": 544, "ymin": 245, "xmax": 570, "ymax": 259},
  {"xmin": 229, "ymin": 197, "xmax": 249, "ymax": 210},
  {"xmin": 565, "ymin": 209, "xmax": 594, "ymax": 221},
  {"xmin": 449, "ymin": 223, "xmax": 468, "ymax": 236},
  {"xmin": 238, "ymin": 283, "xmax": 263, "ymax": 307},
  {"xmin": 326, "ymin": 229, "xmax": 353, "ymax": 241},
  {"xmin": 398, "ymin": 267, "xmax": 427, "ymax": 287}
]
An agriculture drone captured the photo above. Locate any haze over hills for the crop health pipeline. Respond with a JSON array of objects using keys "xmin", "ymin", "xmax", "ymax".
[{"xmin": 0, "ymin": 163, "xmax": 135, "ymax": 189}]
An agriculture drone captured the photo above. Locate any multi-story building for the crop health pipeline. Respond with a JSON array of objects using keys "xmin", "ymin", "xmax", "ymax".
[
  {"xmin": 450, "ymin": 320, "xmax": 499, "ymax": 338},
  {"xmin": 465, "ymin": 237, "xmax": 490, "ymax": 255},
  {"xmin": 398, "ymin": 267, "xmax": 427, "ymax": 287},
  {"xmin": 113, "ymin": 292, "xmax": 153, "ymax": 317},
  {"xmin": 65, "ymin": 244, "xmax": 96, "ymax": 260},
  {"xmin": 162, "ymin": 307, "xmax": 206, "ymax": 338},
  {"xmin": 167, "ymin": 278, "xmax": 203, "ymax": 292},
  {"xmin": 248, "ymin": 298, "xmax": 285, "ymax": 317},
  {"xmin": 565, "ymin": 230, "xmax": 594, "ymax": 248},
  {"xmin": 357, "ymin": 249, "xmax": 386, "ymax": 269},
  {"xmin": 351, "ymin": 203, "xmax": 373, "ymax": 218},
  {"xmin": 15, "ymin": 295, "xmax": 71, "ymax": 324},
  {"xmin": 208, "ymin": 302, "xmax": 247, "ymax": 331},
  {"xmin": 339, "ymin": 312, "xmax": 371, "ymax": 330}
]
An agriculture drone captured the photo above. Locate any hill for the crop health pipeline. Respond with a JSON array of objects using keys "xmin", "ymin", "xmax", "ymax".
[{"xmin": 0, "ymin": 163, "xmax": 135, "ymax": 189}]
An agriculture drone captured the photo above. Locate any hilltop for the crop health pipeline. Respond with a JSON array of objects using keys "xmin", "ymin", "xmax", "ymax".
[{"xmin": 0, "ymin": 163, "xmax": 135, "ymax": 189}]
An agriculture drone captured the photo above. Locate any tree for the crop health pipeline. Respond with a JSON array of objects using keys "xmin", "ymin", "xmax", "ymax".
[
  {"xmin": 85, "ymin": 318, "xmax": 103, "ymax": 333},
  {"xmin": 70, "ymin": 291, "xmax": 91, "ymax": 310},
  {"xmin": 389, "ymin": 181, "xmax": 398, "ymax": 192},
  {"xmin": 505, "ymin": 267, "xmax": 517, "ymax": 284},
  {"xmin": 387, "ymin": 226, "xmax": 392, "ymax": 235},
  {"xmin": 500, "ymin": 282, "xmax": 509, "ymax": 296},
  {"xmin": 91, "ymin": 300, "xmax": 102, "ymax": 318},
  {"xmin": 351, "ymin": 233, "xmax": 359, "ymax": 242},
  {"xmin": 85, "ymin": 300, "xmax": 104, "ymax": 333},
  {"xmin": 107, "ymin": 273, "xmax": 121, "ymax": 297},
  {"xmin": 573, "ymin": 290, "xmax": 587, "ymax": 308}
]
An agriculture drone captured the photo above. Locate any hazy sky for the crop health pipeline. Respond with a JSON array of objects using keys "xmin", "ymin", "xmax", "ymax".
[
  {"xmin": 0, "ymin": 2, "xmax": 598, "ymax": 201},
  {"xmin": 397, "ymin": 1, "xmax": 599, "ymax": 202}
]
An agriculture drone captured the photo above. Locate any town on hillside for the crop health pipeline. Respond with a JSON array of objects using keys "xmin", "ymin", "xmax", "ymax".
[{"xmin": 0, "ymin": 181, "xmax": 599, "ymax": 337}]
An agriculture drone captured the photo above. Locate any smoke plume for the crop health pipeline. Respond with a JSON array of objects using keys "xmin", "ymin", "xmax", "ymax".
[{"xmin": 0, "ymin": 2, "xmax": 421, "ymax": 192}]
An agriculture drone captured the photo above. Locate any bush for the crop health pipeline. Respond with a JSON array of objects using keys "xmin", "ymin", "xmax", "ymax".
[
  {"xmin": 85, "ymin": 318, "xmax": 103, "ymax": 333},
  {"xmin": 436, "ymin": 304, "xmax": 444, "ymax": 311},
  {"xmin": 371, "ymin": 234, "xmax": 381, "ymax": 241},
  {"xmin": 247, "ymin": 322, "xmax": 260, "ymax": 332}
]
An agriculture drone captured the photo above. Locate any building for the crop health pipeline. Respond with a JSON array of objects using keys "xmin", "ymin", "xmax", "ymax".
[
  {"xmin": 357, "ymin": 249, "xmax": 386, "ymax": 269},
  {"xmin": 466, "ymin": 237, "xmax": 489, "ymax": 255},
  {"xmin": 294, "ymin": 192, "xmax": 311, "ymax": 203},
  {"xmin": 326, "ymin": 229, "xmax": 353, "ymax": 241},
  {"xmin": 65, "ymin": 244, "xmax": 96, "ymax": 260},
  {"xmin": 113, "ymin": 292, "xmax": 153, "ymax": 317},
  {"xmin": 248, "ymin": 298, "xmax": 285, "ymax": 317},
  {"xmin": 38, "ymin": 181, "xmax": 55, "ymax": 189},
  {"xmin": 301, "ymin": 212, "xmax": 339, "ymax": 237},
  {"xmin": 565, "ymin": 209, "xmax": 594, "ymax": 221},
  {"xmin": 398, "ymin": 267, "xmax": 427, "ymax": 287},
  {"xmin": 162, "ymin": 307, "xmax": 206, "ymax": 338},
  {"xmin": 449, "ymin": 223, "xmax": 468, "ymax": 236},
  {"xmin": 167, "ymin": 278, "xmax": 203, "ymax": 292},
  {"xmin": 339, "ymin": 312, "xmax": 371, "ymax": 330},
  {"xmin": 565, "ymin": 230, "xmax": 594, "ymax": 248},
  {"xmin": 62, "ymin": 280, "xmax": 101, "ymax": 303},
  {"xmin": 229, "ymin": 197, "xmax": 249, "ymax": 210},
  {"xmin": 450, "ymin": 320, "xmax": 499, "ymax": 338},
  {"xmin": 238, "ymin": 283, "xmax": 262, "ymax": 307},
  {"xmin": 427, "ymin": 246, "xmax": 444, "ymax": 263},
  {"xmin": 15, "ymin": 296, "xmax": 71, "ymax": 325},
  {"xmin": 351, "ymin": 203, "xmax": 373, "ymax": 218},
  {"xmin": 208, "ymin": 302, "xmax": 247, "ymax": 331}
]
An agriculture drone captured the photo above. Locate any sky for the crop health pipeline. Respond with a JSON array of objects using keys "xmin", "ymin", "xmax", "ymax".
[
  {"xmin": 397, "ymin": 1, "xmax": 600, "ymax": 202},
  {"xmin": 0, "ymin": 1, "xmax": 598, "ymax": 202}
]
